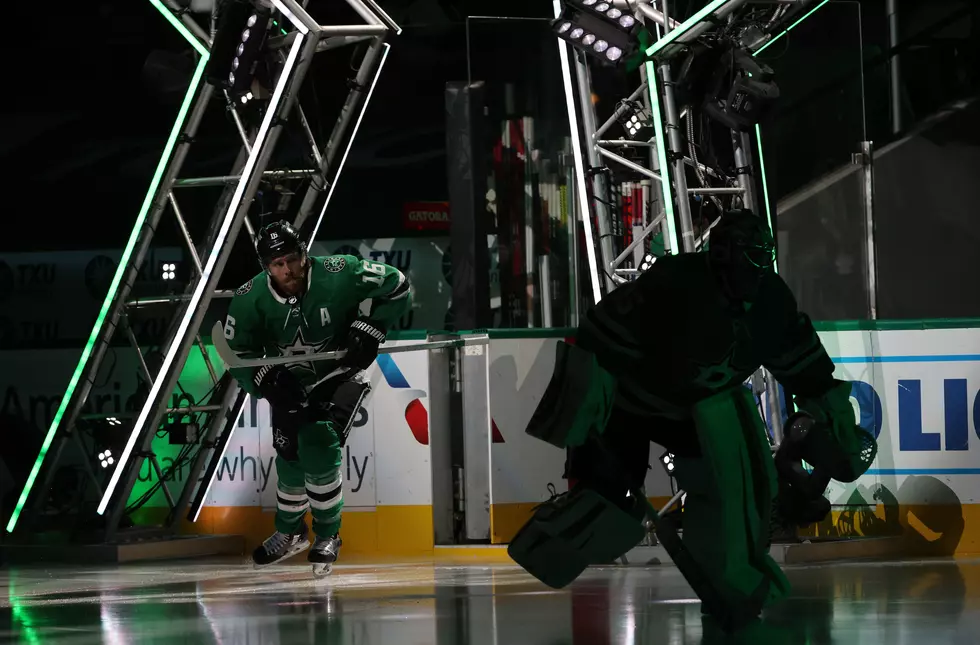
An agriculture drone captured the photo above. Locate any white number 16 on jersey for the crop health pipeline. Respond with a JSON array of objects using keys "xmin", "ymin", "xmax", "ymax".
[{"xmin": 361, "ymin": 260, "xmax": 385, "ymax": 286}]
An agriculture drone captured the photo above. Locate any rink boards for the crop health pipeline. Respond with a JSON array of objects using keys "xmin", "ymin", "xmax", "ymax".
[{"xmin": 6, "ymin": 322, "xmax": 980, "ymax": 555}]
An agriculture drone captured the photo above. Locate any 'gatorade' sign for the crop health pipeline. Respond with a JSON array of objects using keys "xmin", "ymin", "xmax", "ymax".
[{"xmin": 403, "ymin": 201, "xmax": 450, "ymax": 231}]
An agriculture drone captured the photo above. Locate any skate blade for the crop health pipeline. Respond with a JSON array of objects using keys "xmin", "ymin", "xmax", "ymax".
[
  {"xmin": 253, "ymin": 540, "xmax": 311, "ymax": 569},
  {"xmin": 312, "ymin": 562, "xmax": 333, "ymax": 579}
]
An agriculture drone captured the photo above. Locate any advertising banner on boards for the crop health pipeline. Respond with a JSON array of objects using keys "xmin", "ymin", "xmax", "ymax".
[
  {"xmin": 7, "ymin": 326, "xmax": 980, "ymax": 517},
  {"xmin": 0, "ymin": 247, "xmax": 184, "ymax": 349},
  {"xmin": 0, "ymin": 340, "xmax": 432, "ymax": 511},
  {"xmin": 486, "ymin": 328, "xmax": 980, "ymax": 508}
]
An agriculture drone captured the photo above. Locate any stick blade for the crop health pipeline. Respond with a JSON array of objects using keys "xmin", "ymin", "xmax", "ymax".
[{"xmin": 211, "ymin": 320, "xmax": 242, "ymax": 369}]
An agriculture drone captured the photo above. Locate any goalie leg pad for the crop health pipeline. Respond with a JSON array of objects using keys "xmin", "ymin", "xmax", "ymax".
[
  {"xmin": 524, "ymin": 341, "xmax": 617, "ymax": 449},
  {"xmin": 667, "ymin": 388, "xmax": 791, "ymax": 629},
  {"xmin": 508, "ymin": 486, "xmax": 646, "ymax": 589}
]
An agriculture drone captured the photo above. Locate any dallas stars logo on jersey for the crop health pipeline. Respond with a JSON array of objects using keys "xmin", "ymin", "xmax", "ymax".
[
  {"xmin": 277, "ymin": 326, "xmax": 331, "ymax": 375},
  {"xmin": 224, "ymin": 253, "xmax": 413, "ymax": 397},
  {"xmin": 323, "ymin": 256, "xmax": 346, "ymax": 273}
]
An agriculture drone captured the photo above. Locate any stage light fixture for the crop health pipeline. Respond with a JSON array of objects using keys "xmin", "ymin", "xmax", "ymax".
[
  {"xmin": 617, "ymin": 101, "xmax": 654, "ymax": 141},
  {"xmin": 660, "ymin": 451, "xmax": 675, "ymax": 476},
  {"xmin": 80, "ymin": 416, "xmax": 130, "ymax": 470},
  {"xmin": 99, "ymin": 450, "xmax": 115, "ymax": 469},
  {"xmin": 205, "ymin": 0, "xmax": 271, "ymax": 96},
  {"xmin": 702, "ymin": 49, "xmax": 779, "ymax": 132},
  {"xmin": 552, "ymin": 8, "xmax": 637, "ymax": 66},
  {"xmin": 166, "ymin": 396, "xmax": 200, "ymax": 445},
  {"xmin": 639, "ymin": 254, "xmax": 656, "ymax": 272},
  {"xmin": 161, "ymin": 262, "xmax": 177, "ymax": 280},
  {"xmin": 571, "ymin": 0, "xmax": 637, "ymax": 31}
]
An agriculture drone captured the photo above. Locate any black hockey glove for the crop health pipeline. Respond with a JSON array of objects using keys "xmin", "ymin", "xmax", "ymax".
[
  {"xmin": 343, "ymin": 318, "xmax": 386, "ymax": 370},
  {"xmin": 255, "ymin": 365, "xmax": 307, "ymax": 413}
]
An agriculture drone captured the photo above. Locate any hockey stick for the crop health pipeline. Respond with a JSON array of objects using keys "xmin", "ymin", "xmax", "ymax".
[{"xmin": 210, "ymin": 321, "xmax": 461, "ymax": 369}]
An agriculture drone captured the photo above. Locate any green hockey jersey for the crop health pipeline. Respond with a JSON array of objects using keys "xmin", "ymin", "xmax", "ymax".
[
  {"xmin": 224, "ymin": 255, "xmax": 412, "ymax": 396},
  {"xmin": 576, "ymin": 252, "xmax": 835, "ymax": 419}
]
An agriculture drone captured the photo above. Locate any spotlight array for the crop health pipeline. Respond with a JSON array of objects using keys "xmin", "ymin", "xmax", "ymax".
[
  {"xmin": 552, "ymin": 1, "xmax": 641, "ymax": 66},
  {"xmin": 205, "ymin": 0, "xmax": 271, "ymax": 96}
]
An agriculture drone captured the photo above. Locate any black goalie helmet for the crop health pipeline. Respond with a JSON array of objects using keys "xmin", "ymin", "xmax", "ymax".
[
  {"xmin": 707, "ymin": 209, "xmax": 776, "ymax": 302},
  {"xmin": 256, "ymin": 220, "xmax": 307, "ymax": 267}
]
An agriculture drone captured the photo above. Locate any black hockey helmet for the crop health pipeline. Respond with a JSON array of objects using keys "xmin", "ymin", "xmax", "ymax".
[
  {"xmin": 708, "ymin": 209, "xmax": 775, "ymax": 301},
  {"xmin": 256, "ymin": 220, "xmax": 307, "ymax": 267}
]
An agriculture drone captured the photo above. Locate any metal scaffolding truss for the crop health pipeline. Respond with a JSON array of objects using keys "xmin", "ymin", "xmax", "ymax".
[
  {"xmin": 557, "ymin": 0, "xmax": 831, "ymax": 446},
  {"xmin": 558, "ymin": 0, "xmax": 830, "ymax": 300},
  {"xmin": 555, "ymin": 0, "xmax": 835, "ymax": 551},
  {"xmin": 6, "ymin": 0, "xmax": 397, "ymax": 542}
]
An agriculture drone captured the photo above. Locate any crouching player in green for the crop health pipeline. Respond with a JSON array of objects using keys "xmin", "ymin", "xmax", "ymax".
[
  {"xmin": 224, "ymin": 221, "xmax": 412, "ymax": 576},
  {"xmin": 509, "ymin": 210, "xmax": 876, "ymax": 631}
]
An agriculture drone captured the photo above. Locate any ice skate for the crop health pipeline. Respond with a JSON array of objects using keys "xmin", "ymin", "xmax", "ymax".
[
  {"xmin": 309, "ymin": 534, "xmax": 342, "ymax": 578},
  {"xmin": 252, "ymin": 526, "xmax": 310, "ymax": 568}
]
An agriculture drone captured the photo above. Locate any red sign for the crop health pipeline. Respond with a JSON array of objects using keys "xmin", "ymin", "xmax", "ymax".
[{"xmin": 403, "ymin": 201, "xmax": 450, "ymax": 231}]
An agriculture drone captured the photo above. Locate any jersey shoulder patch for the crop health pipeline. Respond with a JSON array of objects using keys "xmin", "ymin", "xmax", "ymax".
[
  {"xmin": 323, "ymin": 256, "xmax": 347, "ymax": 273},
  {"xmin": 235, "ymin": 279, "xmax": 254, "ymax": 296}
]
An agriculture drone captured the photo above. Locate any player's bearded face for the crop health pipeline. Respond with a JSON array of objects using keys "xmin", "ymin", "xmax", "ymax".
[{"xmin": 268, "ymin": 252, "xmax": 307, "ymax": 295}]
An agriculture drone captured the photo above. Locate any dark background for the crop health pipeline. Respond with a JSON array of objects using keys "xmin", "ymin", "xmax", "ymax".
[{"xmin": 2, "ymin": 0, "xmax": 979, "ymax": 317}]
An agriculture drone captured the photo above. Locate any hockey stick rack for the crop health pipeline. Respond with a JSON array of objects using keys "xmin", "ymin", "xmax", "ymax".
[{"xmin": 2, "ymin": 0, "xmax": 400, "ymax": 562}]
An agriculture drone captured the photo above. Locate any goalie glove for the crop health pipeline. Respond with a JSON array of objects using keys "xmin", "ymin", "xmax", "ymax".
[
  {"xmin": 793, "ymin": 380, "xmax": 878, "ymax": 482},
  {"xmin": 343, "ymin": 318, "xmax": 386, "ymax": 370}
]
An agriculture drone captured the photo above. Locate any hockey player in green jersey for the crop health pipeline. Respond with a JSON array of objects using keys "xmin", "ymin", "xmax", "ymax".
[
  {"xmin": 509, "ymin": 209, "xmax": 877, "ymax": 632},
  {"xmin": 224, "ymin": 221, "xmax": 412, "ymax": 575}
]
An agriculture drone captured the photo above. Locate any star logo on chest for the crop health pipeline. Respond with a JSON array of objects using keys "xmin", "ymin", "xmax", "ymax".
[
  {"xmin": 691, "ymin": 349, "xmax": 739, "ymax": 390},
  {"xmin": 689, "ymin": 316, "xmax": 756, "ymax": 391},
  {"xmin": 690, "ymin": 341, "xmax": 751, "ymax": 391},
  {"xmin": 276, "ymin": 326, "xmax": 331, "ymax": 375}
]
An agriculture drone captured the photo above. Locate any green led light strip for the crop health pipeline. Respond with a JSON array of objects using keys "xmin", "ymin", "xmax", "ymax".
[
  {"xmin": 5, "ymin": 1, "xmax": 209, "ymax": 534},
  {"xmin": 753, "ymin": 0, "xmax": 831, "ymax": 56},
  {"xmin": 645, "ymin": 62, "xmax": 680, "ymax": 255},
  {"xmin": 645, "ymin": 0, "xmax": 728, "ymax": 57},
  {"xmin": 640, "ymin": 0, "xmax": 830, "ymax": 262},
  {"xmin": 750, "ymin": 0, "xmax": 831, "ymax": 273},
  {"xmin": 643, "ymin": 1, "xmax": 728, "ymax": 252},
  {"xmin": 97, "ymin": 33, "xmax": 307, "ymax": 516}
]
